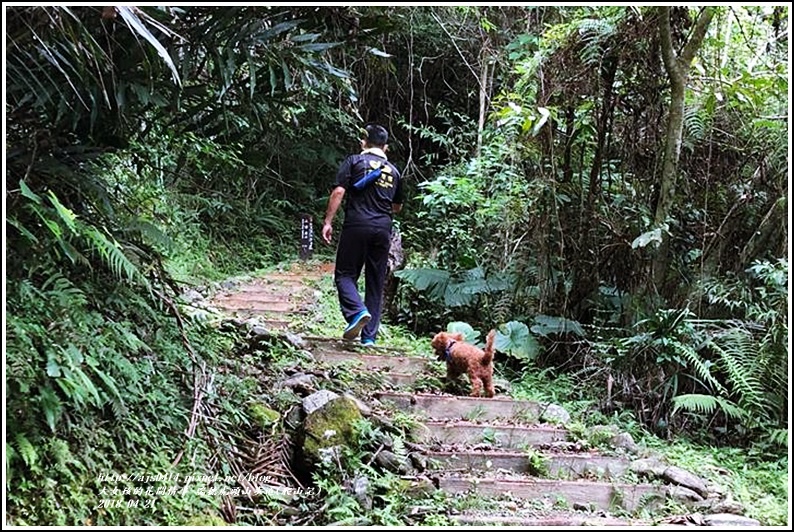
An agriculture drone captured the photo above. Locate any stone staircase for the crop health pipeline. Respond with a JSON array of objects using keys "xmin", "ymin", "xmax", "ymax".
[
  {"xmin": 207, "ymin": 263, "xmax": 330, "ymax": 330},
  {"xmin": 200, "ymin": 262, "xmax": 759, "ymax": 527},
  {"xmin": 303, "ymin": 337, "xmax": 670, "ymax": 525}
]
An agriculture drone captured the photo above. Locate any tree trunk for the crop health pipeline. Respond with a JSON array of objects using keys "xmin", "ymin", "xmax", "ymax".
[
  {"xmin": 476, "ymin": 50, "xmax": 489, "ymax": 157},
  {"xmin": 561, "ymin": 105, "xmax": 576, "ymax": 183},
  {"xmin": 568, "ymin": 53, "xmax": 619, "ymax": 321},
  {"xmin": 653, "ymin": 6, "xmax": 714, "ymax": 290},
  {"xmin": 587, "ymin": 52, "xmax": 618, "ymax": 204},
  {"xmin": 383, "ymin": 228, "xmax": 405, "ymax": 319},
  {"xmin": 740, "ymin": 196, "xmax": 787, "ymax": 266}
]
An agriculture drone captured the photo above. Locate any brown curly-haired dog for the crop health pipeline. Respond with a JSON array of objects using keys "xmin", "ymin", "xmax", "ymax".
[{"xmin": 431, "ymin": 329, "xmax": 496, "ymax": 398}]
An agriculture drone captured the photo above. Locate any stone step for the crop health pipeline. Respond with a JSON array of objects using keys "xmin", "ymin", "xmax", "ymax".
[
  {"xmin": 436, "ymin": 476, "xmax": 667, "ymax": 513},
  {"xmin": 213, "ymin": 307, "xmax": 308, "ymax": 317},
  {"xmin": 217, "ymin": 313, "xmax": 293, "ymax": 329},
  {"xmin": 374, "ymin": 392, "xmax": 543, "ymax": 423},
  {"xmin": 414, "ymin": 421, "xmax": 567, "ymax": 448},
  {"xmin": 216, "ymin": 312, "xmax": 293, "ymax": 329},
  {"xmin": 312, "ymin": 349, "xmax": 431, "ymax": 374},
  {"xmin": 214, "ymin": 295, "xmax": 301, "ymax": 304},
  {"xmin": 449, "ymin": 514, "xmax": 646, "ymax": 526},
  {"xmin": 259, "ymin": 273, "xmax": 327, "ymax": 282},
  {"xmin": 214, "ymin": 300, "xmax": 297, "ymax": 312},
  {"xmin": 302, "ymin": 337, "xmax": 409, "ymax": 355},
  {"xmin": 425, "ymin": 450, "xmax": 630, "ymax": 479},
  {"xmin": 385, "ymin": 373, "xmax": 419, "ymax": 388},
  {"xmin": 224, "ymin": 285, "xmax": 313, "ymax": 294},
  {"xmin": 262, "ymin": 319, "xmax": 291, "ymax": 329}
]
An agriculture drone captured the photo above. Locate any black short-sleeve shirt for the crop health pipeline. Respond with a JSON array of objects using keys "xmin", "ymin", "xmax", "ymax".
[{"xmin": 335, "ymin": 153, "xmax": 403, "ymax": 227}]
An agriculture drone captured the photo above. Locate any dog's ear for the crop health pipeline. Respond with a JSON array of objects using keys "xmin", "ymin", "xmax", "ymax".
[
  {"xmin": 430, "ymin": 332, "xmax": 445, "ymax": 351},
  {"xmin": 451, "ymin": 332, "xmax": 465, "ymax": 341}
]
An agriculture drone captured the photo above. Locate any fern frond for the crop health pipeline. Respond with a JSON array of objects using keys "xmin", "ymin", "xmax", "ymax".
[
  {"xmin": 765, "ymin": 428, "xmax": 788, "ymax": 447},
  {"xmin": 126, "ymin": 217, "xmax": 174, "ymax": 252},
  {"xmin": 710, "ymin": 330, "xmax": 765, "ymax": 411},
  {"xmin": 15, "ymin": 433, "xmax": 38, "ymax": 468},
  {"xmin": 577, "ymin": 18, "xmax": 617, "ymax": 67},
  {"xmin": 6, "ymin": 442, "xmax": 16, "ymax": 483},
  {"xmin": 17, "ymin": 278, "xmax": 40, "ymax": 300},
  {"xmin": 41, "ymin": 270, "xmax": 88, "ymax": 307},
  {"xmin": 712, "ymin": 397, "xmax": 745, "ymax": 420},
  {"xmin": 700, "ymin": 277, "xmax": 748, "ymax": 313},
  {"xmin": 580, "ymin": 40, "xmax": 603, "ymax": 67},
  {"xmin": 669, "ymin": 340, "xmax": 724, "ymax": 394},
  {"xmin": 577, "ymin": 18, "xmax": 616, "ymax": 39},
  {"xmin": 83, "ymin": 225, "xmax": 147, "ymax": 286},
  {"xmin": 684, "ymin": 105, "xmax": 711, "ymax": 141},
  {"xmin": 671, "ymin": 393, "xmax": 716, "ymax": 415},
  {"xmin": 391, "ymin": 435, "xmax": 407, "ymax": 461},
  {"xmin": 672, "ymin": 393, "xmax": 745, "ymax": 420},
  {"xmin": 493, "ymin": 292, "xmax": 513, "ymax": 324}
]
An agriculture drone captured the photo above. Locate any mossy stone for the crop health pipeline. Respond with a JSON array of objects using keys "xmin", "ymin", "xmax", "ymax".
[
  {"xmin": 248, "ymin": 403, "xmax": 280, "ymax": 429},
  {"xmin": 302, "ymin": 396, "xmax": 362, "ymax": 464}
]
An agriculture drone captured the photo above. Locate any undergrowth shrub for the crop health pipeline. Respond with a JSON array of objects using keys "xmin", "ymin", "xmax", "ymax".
[{"xmin": 5, "ymin": 270, "xmax": 226, "ymax": 525}]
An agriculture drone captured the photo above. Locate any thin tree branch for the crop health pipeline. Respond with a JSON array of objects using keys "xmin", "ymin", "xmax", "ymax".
[
  {"xmin": 153, "ymin": 287, "xmax": 210, "ymax": 466},
  {"xmin": 430, "ymin": 9, "xmax": 485, "ymax": 94},
  {"xmin": 681, "ymin": 7, "xmax": 715, "ymax": 65},
  {"xmin": 658, "ymin": 7, "xmax": 682, "ymax": 84}
]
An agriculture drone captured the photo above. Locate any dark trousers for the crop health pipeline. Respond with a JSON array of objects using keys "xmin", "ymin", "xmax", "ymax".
[{"xmin": 334, "ymin": 223, "xmax": 391, "ymax": 341}]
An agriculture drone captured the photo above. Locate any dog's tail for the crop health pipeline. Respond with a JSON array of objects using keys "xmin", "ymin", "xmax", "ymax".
[{"xmin": 482, "ymin": 329, "xmax": 497, "ymax": 366}]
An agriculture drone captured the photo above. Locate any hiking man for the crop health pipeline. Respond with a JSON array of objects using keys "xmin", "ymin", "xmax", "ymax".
[{"xmin": 321, "ymin": 124, "xmax": 403, "ymax": 345}]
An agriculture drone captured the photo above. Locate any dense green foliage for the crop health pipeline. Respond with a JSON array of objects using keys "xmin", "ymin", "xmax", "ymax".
[
  {"xmin": 4, "ymin": 5, "xmax": 788, "ymax": 525},
  {"xmin": 391, "ymin": 6, "xmax": 789, "ymax": 448}
]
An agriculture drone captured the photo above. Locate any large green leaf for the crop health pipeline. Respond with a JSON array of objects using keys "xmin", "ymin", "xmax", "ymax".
[
  {"xmin": 117, "ymin": 6, "xmax": 181, "ymax": 86},
  {"xmin": 368, "ymin": 47, "xmax": 392, "ymax": 58},
  {"xmin": 38, "ymin": 386, "xmax": 63, "ymax": 432},
  {"xmin": 394, "ymin": 268, "xmax": 450, "ymax": 301},
  {"xmin": 47, "ymin": 191, "xmax": 78, "ymax": 235},
  {"xmin": 255, "ymin": 20, "xmax": 302, "ymax": 41},
  {"xmin": 19, "ymin": 180, "xmax": 42, "ymax": 204},
  {"xmin": 46, "ymin": 355, "xmax": 62, "ymax": 378},
  {"xmin": 447, "ymin": 321, "xmax": 480, "ymax": 343},
  {"xmin": 531, "ymin": 315, "xmax": 585, "ymax": 337},
  {"xmin": 443, "ymin": 283, "xmax": 478, "ymax": 307},
  {"xmin": 495, "ymin": 321, "xmax": 540, "ymax": 360},
  {"xmin": 296, "ymin": 42, "xmax": 340, "ymax": 52},
  {"xmin": 631, "ymin": 225, "xmax": 668, "ymax": 249}
]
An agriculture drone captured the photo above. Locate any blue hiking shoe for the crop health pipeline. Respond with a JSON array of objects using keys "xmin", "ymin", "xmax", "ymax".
[
  {"xmin": 361, "ymin": 338, "xmax": 376, "ymax": 347},
  {"xmin": 343, "ymin": 309, "xmax": 371, "ymax": 340}
]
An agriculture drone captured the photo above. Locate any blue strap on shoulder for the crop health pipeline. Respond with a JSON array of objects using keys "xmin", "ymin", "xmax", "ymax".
[{"xmin": 352, "ymin": 164, "xmax": 385, "ymax": 190}]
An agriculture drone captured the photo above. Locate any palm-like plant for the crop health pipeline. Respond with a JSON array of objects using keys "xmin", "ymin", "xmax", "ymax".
[{"xmin": 6, "ymin": 6, "xmax": 357, "ymax": 277}]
